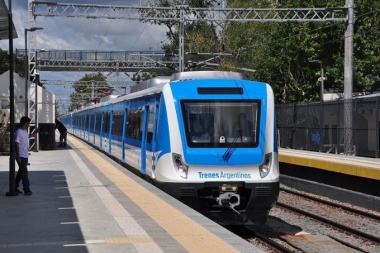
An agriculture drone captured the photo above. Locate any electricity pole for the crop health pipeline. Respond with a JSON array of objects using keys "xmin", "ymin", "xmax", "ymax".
[{"xmin": 344, "ymin": 0, "xmax": 354, "ymax": 155}]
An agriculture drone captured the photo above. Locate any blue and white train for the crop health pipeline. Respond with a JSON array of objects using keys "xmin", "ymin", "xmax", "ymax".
[{"xmin": 61, "ymin": 71, "xmax": 279, "ymax": 225}]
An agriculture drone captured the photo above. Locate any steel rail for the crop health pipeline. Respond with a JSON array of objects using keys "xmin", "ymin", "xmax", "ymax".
[
  {"xmin": 276, "ymin": 202, "xmax": 380, "ymax": 244},
  {"xmin": 280, "ymin": 187, "xmax": 380, "ymax": 221},
  {"xmin": 225, "ymin": 225, "xmax": 295, "ymax": 253}
]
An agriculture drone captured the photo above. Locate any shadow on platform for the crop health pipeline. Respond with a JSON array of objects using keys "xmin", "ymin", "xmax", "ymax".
[{"xmin": 0, "ymin": 171, "xmax": 89, "ymax": 253}]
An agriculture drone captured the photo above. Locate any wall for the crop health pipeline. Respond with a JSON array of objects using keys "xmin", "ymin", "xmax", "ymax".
[{"xmin": 0, "ymin": 70, "xmax": 55, "ymax": 123}]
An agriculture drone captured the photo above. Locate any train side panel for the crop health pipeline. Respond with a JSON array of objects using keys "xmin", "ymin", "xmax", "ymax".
[{"xmin": 60, "ymin": 72, "xmax": 279, "ymax": 225}]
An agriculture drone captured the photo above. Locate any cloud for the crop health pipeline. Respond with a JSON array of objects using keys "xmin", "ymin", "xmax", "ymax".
[
  {"xmin": 1, "ymin": 0, "xmax": 172, "ymax": 109},
  {"xmin": 1, "ymin": 0, "xmax": 169, "ymax": 53},
  {"xmin": 29, "ymin": 15, "xmax": 168, "ymax": 51}
]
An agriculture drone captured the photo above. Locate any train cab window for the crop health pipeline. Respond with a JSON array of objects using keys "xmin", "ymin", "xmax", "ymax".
[
  {"xmin": 188, "ymin": 113, "xmax": 213, "ymax": 142},
  {"xmin": 181, "ymin": 100, "xmax": 260, "ymax": 148}
]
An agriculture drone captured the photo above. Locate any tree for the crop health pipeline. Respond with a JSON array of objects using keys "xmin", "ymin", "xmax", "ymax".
[
  {"xmin": 0, "ymin": 50, "xmax": 27, "ymax": 77},
  {"xmin": 352, "ymin": 0, "xmax": 380, "ymax": 92},
  {"xmin": 224, "ymin": 0, "xmax": 380, "ymax": 103},
  {"xmin": 131, "ymin": 72, "xmax": 161, "ymax": 82},
  {"xmin": 70, "ymin": 73, "xmax": 109, "ymax": 110},
  {"xmin": 142, "ymin": 0, "xmax": 220, "ymax": 65}
]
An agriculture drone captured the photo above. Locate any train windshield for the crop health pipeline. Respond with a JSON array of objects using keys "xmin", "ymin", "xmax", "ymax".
[{"xmin": 181, "ymin": 100, "xmax": 260, "ymax": 148}]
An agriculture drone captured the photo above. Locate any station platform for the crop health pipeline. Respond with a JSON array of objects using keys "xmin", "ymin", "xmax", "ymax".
[
  {"xmin": 0, "ymin": 135, "xmax": 262, "ymax": 253},
  {"xmin": 279, "ymin": 148, "xmax": 380, "ymax": 181},
  {"xmin": 279, "ymin": 148, "xmax": 380, "ymax": 211}
]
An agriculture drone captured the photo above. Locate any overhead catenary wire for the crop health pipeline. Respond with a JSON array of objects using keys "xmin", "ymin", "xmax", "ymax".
[
  {"xmin": 223, "ymin": 7, "xmax": 380, "ymax": 52},
  {"xmin": 97, "ymin": 19, "xmax": 113, "ymax": 50},
  {"xmin": 129, "ymin": 23, "xmax": 148, "ymax": 51}
]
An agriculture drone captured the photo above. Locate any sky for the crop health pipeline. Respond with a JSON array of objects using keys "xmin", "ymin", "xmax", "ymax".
[{"xmin": 1, "ymin": 0, "xmax": 168, "ymax": 110}]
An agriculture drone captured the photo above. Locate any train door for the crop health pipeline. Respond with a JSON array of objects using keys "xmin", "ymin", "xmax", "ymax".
[
  {"xmin": 86, "ymin": 114, "xmax": 90, "ymax": 142},
  {"xmin": 87, "ymin": 114, "xmax": 91, "ymax": 143},
  {"xmin": 109, "ymin": 111, "xmax": 114, "ymax": 155},
  {"xmin": 79, "ymin": 115, "xmax": 82, "ymax": 138},
  {"xmin": 101, "ymin": 112, "xmax": 110, "ymax": 152},
  {"xmin": 68, "ymin": 114, "xmax": 73, "ymax": 133},
  {"xmin": 94, "ymin": 113, "xmax": 100, "ymax": 147},
  {"xmin": 79, "ymin": 115, "xmax": 82, "ymax": 136},
  {"xmin": 83, "ymin": 115, "xmax": 87, "ymax": 141},
  {"xmin": 79, "ymin": 115, "xmax": 81, "ymax": 136},
  {"xmin": 91, "ymin": 114, "xmax": 95, "ymax": 144},
  {"xmin": 147, "ymin": 102, "xmax": 159, "ymax": 179},
  {"xmin": 73, "ymin": 116, "xmax": 76, "ymax": 136},
  {"xmin": 140, "ymin": 105, "xmax": 149, "ymax": 175},
  {"xmin": 111, "ymin": 110, "xmax": 123, "ymax": 160},
  {"xmin": 100, "ymin": 112, "xmax": 104, "ymax": 150},
  {"xmin": 121, "ymin": 108, "xmax": 128, "ymax": 163}
]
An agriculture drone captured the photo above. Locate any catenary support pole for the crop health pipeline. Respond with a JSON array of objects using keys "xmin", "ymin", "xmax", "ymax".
[
  {"xmin": 6, "ymin": 0, "xmax": 17, "ymax": 196},
  {"xmin": 344, "ymin": 0, "xmax": 354, "ymax": 155},
  {"xmin": 24, "ymin": 29, "xmax": 28, "ymax": 116}
]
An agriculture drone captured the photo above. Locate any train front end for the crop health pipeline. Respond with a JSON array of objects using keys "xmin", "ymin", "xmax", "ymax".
[{"xmin": 154, "ymin": 72, "xmax": 279, "ymax": 225}]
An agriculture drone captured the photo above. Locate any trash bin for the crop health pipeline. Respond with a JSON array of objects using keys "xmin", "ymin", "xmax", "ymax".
[{"xmin": 38, "ymin": 123, "xmax": 56, "ymax": 150}]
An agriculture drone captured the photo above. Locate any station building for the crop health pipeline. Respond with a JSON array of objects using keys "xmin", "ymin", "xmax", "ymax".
[{"xmin": 0, "ymin": 70, "xmax": 56, "ymax": 152}]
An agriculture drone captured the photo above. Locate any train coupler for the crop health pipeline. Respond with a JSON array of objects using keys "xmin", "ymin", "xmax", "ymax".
[{"xmin": 217, "ymin": 185, "xmax": 241, "ymax": 215}]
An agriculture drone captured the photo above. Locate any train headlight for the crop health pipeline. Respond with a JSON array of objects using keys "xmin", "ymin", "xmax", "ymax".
[
  {"xmin": 172, "ymin": 153, "xmax": 188, "ymax": 179},
  {"xmin": 259, "ymin": 153, "xmax": 272, "ymax": 178}
]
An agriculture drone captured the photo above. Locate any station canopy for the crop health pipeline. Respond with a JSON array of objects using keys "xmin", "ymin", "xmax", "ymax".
[{"xmin": 0, "ymin": 0, "xmax": 18, "ymax": 40}]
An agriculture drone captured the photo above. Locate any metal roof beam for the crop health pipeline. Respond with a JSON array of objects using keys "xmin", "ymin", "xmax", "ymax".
[{"xmin": 32, "ymin": 2, "xmax": 347, "ymax": 22}]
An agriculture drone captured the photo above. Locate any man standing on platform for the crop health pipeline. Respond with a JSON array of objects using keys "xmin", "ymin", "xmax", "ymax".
[
  {"xmin": 15, "ymin": 116, "xmax": 38, "ymax": 195},
  {"xmin": 55, "ymin": 119, "xmax": 67, "ymax": 147}
]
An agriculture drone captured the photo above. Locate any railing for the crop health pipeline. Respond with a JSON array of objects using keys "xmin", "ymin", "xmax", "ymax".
[
  {"xmin": 276, "ymin": 96, "xmax": 380, "ymax": 158},
  {"xmin": 16, "ymin": 49, "xmax": 178, "ymax": 62}
]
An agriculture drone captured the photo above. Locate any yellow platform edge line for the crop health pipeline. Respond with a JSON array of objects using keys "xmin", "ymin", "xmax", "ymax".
[
  {"xmin": 68, "ymin": 136, "xmax": 240, "ymax": 253},
  {"xmin": 105, "ymin": 237, "xmax": 153, "ymax": 244},
  {"xmin": 279, "ymin": 154, "xmax": 380, "ymax": 180}
]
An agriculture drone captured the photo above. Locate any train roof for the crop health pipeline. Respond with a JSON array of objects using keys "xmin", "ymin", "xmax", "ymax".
[
  {"xmin": 170, "ymin": 71, "xmax": 244, "ymax": 82},
  {"xmin": 67, "ymin": 71, "xmax": 248, "ymax": 113},
  {"xmin": 127, "ymin": 71, "xmax": 244, "ymax": 94},
  {"xmin": 129, "ymin": 76, "xmax": 171, "ymax": 93}
]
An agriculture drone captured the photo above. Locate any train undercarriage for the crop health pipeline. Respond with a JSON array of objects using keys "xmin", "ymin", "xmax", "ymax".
[{"xmin": 156, "ymin": 181, "xmax": 279, "ymax": 225}]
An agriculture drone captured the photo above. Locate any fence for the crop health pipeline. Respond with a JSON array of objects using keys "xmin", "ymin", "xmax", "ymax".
[{"xmin": 276, "ymin": 95, "xmax": 380, "ymax": 158}]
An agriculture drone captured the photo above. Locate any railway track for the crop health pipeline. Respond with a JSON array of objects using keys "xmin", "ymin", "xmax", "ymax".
[
  {"xmin": 280, "ymin": 186, "xmax": 380, "ymax": 220},
  {"xmin": 220, "ymin": 186, "xmax": 380, "ymax": 252},
  {"xmin": 224, "ymin": 225, "xmax": 298, "ymax": 253},
  {"xmin": 251, "ymin": 230, "xmax": 296, "ymax": 253},
  {"xmin": 223, "ymin": 185, "xmax": 380, "ymax": 252},
  {"xmin": 276, "ymin": 201, "xmax": 377, "ymax": 251},
  {"xmin": 275, "ymin": 187, "xmax": 380, "ymax": 252}
]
